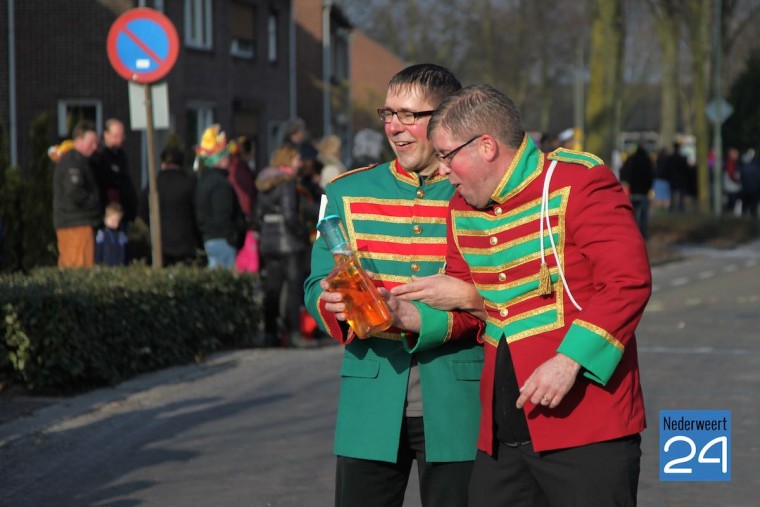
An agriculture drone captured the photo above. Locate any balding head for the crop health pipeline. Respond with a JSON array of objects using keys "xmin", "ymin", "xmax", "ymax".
[{"xmin": 104, "ymin": 119, "xmax": 125, "ymax": 149}]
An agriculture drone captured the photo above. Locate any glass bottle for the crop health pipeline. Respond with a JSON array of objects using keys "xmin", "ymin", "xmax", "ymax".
[{"xmin": 317, "ymin": 215, "xmax": 392, "ymax": 339}]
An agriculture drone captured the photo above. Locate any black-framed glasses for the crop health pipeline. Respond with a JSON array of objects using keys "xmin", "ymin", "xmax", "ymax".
[
  {"xmin": 377, "ymin": 108, "xmax": 435, "ymax": 125},
  {"xmin": 436, "ymin": 135, "xmax": 482, "ymax": 164}
]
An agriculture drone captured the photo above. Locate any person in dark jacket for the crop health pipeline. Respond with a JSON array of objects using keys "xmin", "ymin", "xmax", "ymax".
[
  {"xmin": 619, "ymin": 144, "xmax": 655, "ymax": 239},
  {"xmin": 139, "ymin": 147, "xmax": 201, "ymax": 266},
  {"xmin": 95, "ymin": 202, "xmax": 128, "ymax": 266},
  {"xmin": 227, "ymin": 136, "xmax": 257, "ymax": 223},
  {"xmin": 664, "ymin": 142, "xmax": 691, "ymax": 212},
  {"xmin": 739, "ymin": 149, "xmax": 760, "ymax": 218},
  {"xmin": 90, "ymin": 119, "xmax": 138, "ymax": 227},
  {"xmin": 52, "ymin": 120, "xmax": 101, "ymax": 267},
  {"xmin": 195, "ymin": 125, "xmax": 247, "ymax": 269},
  {"xmin": 254, "ymin": 143, "xmax": 312, "ymax": 348}
]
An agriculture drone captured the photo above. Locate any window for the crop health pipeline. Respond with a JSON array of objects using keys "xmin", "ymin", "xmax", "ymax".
[
  {"xmin": 231, "ymin": 2, "xmax": 256, "ymax": 58},
  {"xmin": 233, "ymin": 110, "xmax": 259, "ymax": 142},
  {"xmin": 267, "ymin": 11, "xmax": 278, "ymax": 63},
  {"xmin": 57, "ymin": 100, "xmax": 102, "ymax": 138},
  {"xmin": 186, "ymin": 104, "xmax": 215, "ymax": 151},
  {"xmin": 185, "ymin": 0, "xmax": 213, "ymax": 49}
]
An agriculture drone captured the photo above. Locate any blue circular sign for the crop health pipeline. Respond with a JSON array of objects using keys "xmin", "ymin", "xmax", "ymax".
[{"xmin": 107, "ymin": 8, "xmax": 179, "ymax": 84}]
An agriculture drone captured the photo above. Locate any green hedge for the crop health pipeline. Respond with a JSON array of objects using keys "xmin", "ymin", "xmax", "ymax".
[
  {"xmin": 649, "ymin": 213, "xmax": 759, "ymax": 246},
  {"xmin": 0, "ymin": 266, "xmax": 261, "ymax": 392}
]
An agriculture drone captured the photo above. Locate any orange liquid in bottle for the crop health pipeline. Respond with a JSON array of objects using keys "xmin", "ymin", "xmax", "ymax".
[{"xmin": 326, "ymin": 253, "xmax": 392, "ymax": 339}]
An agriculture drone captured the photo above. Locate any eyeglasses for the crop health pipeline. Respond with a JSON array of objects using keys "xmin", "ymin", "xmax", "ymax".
[
  {"xmin": 436, "ymin": 135, "xmax": 482, "ymax": 164},
  {"xmin": 377, "ymin": 108, "xmax": 435, "ymax": 125}
]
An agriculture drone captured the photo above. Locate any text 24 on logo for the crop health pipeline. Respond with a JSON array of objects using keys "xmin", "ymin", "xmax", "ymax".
[{"xmin": 660, "ymin": 410, "xmax": 731, "ymax": 481}]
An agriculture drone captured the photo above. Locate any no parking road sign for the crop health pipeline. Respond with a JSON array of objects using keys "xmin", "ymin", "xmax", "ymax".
[{"xmin": 107, "ymin": 8, "xmax": 179, "ymax": 84}]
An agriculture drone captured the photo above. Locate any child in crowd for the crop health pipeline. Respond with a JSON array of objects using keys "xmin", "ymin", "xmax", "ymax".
[{"xmin": 95, "ymin": 202, "xmax": 128, "ymax": 266}]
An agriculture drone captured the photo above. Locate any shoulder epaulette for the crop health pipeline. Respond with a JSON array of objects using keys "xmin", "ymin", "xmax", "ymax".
[
  {"xmin": 547, "ymin": 148, "xmax": 604, "ymax": 169},
  {"xmin": 330, "ymin": 162, "xmax": 380, "ymax": 183}
]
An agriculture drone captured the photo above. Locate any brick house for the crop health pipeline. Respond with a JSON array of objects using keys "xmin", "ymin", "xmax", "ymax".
[
  {"xmin": 1, "ymin": 0, "xmax": 408, "ymax": 182},
  {"xmin": 350, "ymin": 31, "xmax": 406, "ymax": 133},
  {"xmin": 1, "ymin": 0, "xmax": 292, "ymax": 187},
  {"xmin": 292, "ymin": 0, "xmax": 351, "ymax": 151}
]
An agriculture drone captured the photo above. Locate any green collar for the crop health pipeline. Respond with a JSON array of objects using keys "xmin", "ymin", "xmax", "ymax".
[{"xmin": 490, "ymin": 135, "xmax": 544, "ymax": 204}]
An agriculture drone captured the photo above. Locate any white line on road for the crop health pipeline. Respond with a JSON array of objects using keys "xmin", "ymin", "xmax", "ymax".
[
  {"xmin": 722, "ymin": 264, "xmax": 739, "ymax": 273},
  {"xmin": 697, "ymin": 270, "xmax": 715, "ymax": 279},
  {"xmin": 639, "ymin": 346, "xmax": 756, "ymax": 355},
  {"xmin": 671, "ymin": 277, "xmax": 690, "ymax": 287}
]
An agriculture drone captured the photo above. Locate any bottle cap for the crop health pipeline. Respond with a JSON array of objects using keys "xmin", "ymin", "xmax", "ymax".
[{"xmin": 317, "ymin": 215, "xmax": 350, "ymax": 253}]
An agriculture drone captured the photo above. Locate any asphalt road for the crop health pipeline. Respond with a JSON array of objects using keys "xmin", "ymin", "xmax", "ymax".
[{"xmin": 0, "ymin": 241, "xmax": 758, "ymax": 506}]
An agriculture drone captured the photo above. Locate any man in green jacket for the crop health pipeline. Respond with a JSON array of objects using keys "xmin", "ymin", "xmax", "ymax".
[{"xmin": 304, "ymin": 64, "xmax": 484, "ymax": 507}]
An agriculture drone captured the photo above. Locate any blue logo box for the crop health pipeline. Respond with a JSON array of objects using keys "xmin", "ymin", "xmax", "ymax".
[{"xmin": 660, "ymin": 410, "xmax": 731, "ymax": 481}]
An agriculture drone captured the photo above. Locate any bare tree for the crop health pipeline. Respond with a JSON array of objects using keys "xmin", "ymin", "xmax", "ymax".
[
  {"xmin": 337, "ymin": 0, "xmax": 588, "ymax": 135},
  {"xmin": 682, "ymin": 0, "xmax": 713, "ymax": 212},
  {"xmin": 585, "ymin": 0, "xmax": 625, "ymax": 161},
  {"xmin": 644, "ymin": 0, "xmax": 681, "ymax": 151},
  {"xmin": 337, "ymin": 0, "xmax": 760, "ymax": 168}
]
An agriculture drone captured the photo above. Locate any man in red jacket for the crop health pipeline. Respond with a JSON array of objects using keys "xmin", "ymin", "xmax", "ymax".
[{"xmin": 388, "ymin": 84, "xmax": 651, "ymax": 506}]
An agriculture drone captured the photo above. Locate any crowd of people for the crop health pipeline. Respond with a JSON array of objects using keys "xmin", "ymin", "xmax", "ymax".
[
  {"xmin": 613, "ymin": 140, "xmax": 760, "ymax": 239},
  {"xmin": 50, "ymin": 115, "xmax": 375, "ymax": 347}
]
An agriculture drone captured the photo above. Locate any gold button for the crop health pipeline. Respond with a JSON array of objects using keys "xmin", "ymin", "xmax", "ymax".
[
  {"xmin": 498, "ymin": 273, "xmax": 507, "ymax": 282},
  {"xmin": 499, "ymin": 308, "xmax": 508, "ymax": 317},
  {"xmin": 490, "ymin": 237, "xmax": 498, "ymax": 246},
  {"xmin": 411, "ymin": 263, "xmax": 420, "ymax": 272},
  {"xmin": 494, "ymin": 206, "xmax": 502, "ymax": 215},
  {"xmin": 412, "ymin": 225, "xmax": 423, "ymax": 234},
  {"xmin": 416, "ymin": 189, "xmax": 425, "ymax": 199}
]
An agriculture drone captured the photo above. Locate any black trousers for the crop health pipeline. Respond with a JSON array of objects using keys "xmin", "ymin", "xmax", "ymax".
[
  {"xmin": 335, "ymin": 417, "xmax": 472, "ymax": 507},
  {"xmin": 468, "ymin": 435, "xmax": 641, "ymax": 507},
  {"xmin": 261, "ymin": 252, "xmax": 303, "ymax": 344}
]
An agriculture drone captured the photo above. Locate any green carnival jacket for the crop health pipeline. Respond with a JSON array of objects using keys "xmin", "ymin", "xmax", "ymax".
[{"xmin": 304, "ymin": 160, "xmax": 484, "ymax": 463}]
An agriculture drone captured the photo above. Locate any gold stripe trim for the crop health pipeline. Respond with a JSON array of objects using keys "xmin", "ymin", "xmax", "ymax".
[
  {"xmin": 574, "ymin": 320, "xmax": 624, "ymax": 351},
  {"xmin": 476, "ymin": 267, "xmax": 558, "ymax": 292},
  {"xmin": 357, "ymin": 233, "xmax": 446, "ymax": 245},
  {"xmin": 352, "ymin": 214, "xmax": 447, "ymax": 225},
  {"xmin": 345, "ymin": 195, "xmax": 451, "ymax": 207},
  {"xmin": 358, "ymin": 252, "xmax": 445, "ymax": 263},
  {"xmin": 469, "ymin": 249, "xmax": 557, "ymax": 275},
  {"xmin": 460, "ymin": 230, "xmax": 551, "ymax": 256}
]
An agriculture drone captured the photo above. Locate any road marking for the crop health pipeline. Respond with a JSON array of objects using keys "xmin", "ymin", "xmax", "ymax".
[
  {"xmin": 697, "ymin": 270, "xmax": 715, "ymax": 279},
  {"xmin": 639, "ymin": 346, "xmax": 757, "ymax": 355},
  {"xmin": 722, "ymin": 264, "xmax": 738, "ymax": 273},
  {"xmin": 671, "ymin": 277, "xmax": 690, "ymax": 286},
  {"xmin": 745, "ymin": 259, "xmax": 757, "ymax": 267},
  {"xmin": 646, "ymin": 300, "xmax": 664, "ymax": 312}
]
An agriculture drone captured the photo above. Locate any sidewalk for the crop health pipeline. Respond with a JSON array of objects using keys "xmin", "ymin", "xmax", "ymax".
[{"xmin": 0, "ymin": 351, "xmax": 241, "ymax": 448}]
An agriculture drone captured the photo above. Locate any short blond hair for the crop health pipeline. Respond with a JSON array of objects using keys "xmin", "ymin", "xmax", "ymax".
[
  {"xmin": 318, "ymin": 135, "xmax": 341, "ymax": 158},
  {"xmin": 105, "ymin": 201, "xmax": 124, "ymax": 218}
]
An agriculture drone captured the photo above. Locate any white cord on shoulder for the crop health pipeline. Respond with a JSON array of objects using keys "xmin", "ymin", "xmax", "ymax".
[{"xmin": 540, "ymin": 160, "xmax": 582, "ymax": 312}]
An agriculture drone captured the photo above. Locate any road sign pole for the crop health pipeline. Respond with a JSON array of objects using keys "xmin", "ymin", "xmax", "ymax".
[
  {"xmin": 144, "ymin": 83, "xmax": 163, "ymax": 268},
  {"xmin": 106, "ymin": 7, "xmax": 179, "ymax": 268}
]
